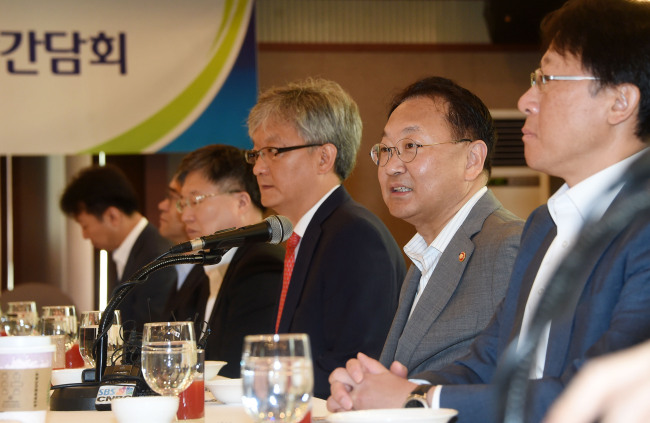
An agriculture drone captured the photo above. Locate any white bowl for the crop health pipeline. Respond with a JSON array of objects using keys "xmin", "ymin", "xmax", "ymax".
[
  {"xmin": 204, "ymin": 360, "xmax": 227, "ymax": 380},
  {"xmin": 327, "ymin": 408, "xmax": 458, "ymax": 423},
  {"xmin": 111, "ymin": 396, "xmax": 179, "ymax": 423},
  {"xmin": 51, "ymin": 368, "xmax": 85, "ymax": 386},
  {"xmin": 205, "ymin": 377, "xmax": 243, "ymax": 404}
]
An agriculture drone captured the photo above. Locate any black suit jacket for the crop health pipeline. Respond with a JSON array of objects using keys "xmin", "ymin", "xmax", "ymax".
[
  {"xmin": 116, "ymin": 222, "xmax": 177, "ymax": 333},
  {"xmin": 277, "ymin": 186, "xmax": 407, "ymax": 398},
  {"xmin": 204, "ymin": 242, "xmax": 284, "ymax": 378},
  {"xmin": 164, "ymin": 264, "xmax": 209, "ymax": 330}
]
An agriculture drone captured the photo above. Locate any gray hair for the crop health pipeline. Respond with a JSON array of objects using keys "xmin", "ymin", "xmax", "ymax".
[{"xmin": 247, "ymin": 78, "xmax": 362, "ymax": 181}]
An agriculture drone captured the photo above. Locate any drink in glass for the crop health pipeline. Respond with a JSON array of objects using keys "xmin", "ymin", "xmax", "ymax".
[{"xmin": 242, "ymin": 333, "xmax": 313, "ymax": 423}]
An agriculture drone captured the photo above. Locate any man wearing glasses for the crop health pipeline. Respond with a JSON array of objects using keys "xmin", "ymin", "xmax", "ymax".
[
  {"xmin": 157, "ymin": 174, "xmax": 209, "ymax": 332},
  {"xmin": 373, "ymin": 76, "xmax": 522, "ymax": 378},
  {"xmin": 176, "ymin": 144, "xmax": 284, "ymax": 378},
  {"xmin": 246, "ymin": 78, "xmax": 407, "ymax": 398},
  {"xmin": 328, "ymin": 0, "xmax": 650, "ymax": 421}
]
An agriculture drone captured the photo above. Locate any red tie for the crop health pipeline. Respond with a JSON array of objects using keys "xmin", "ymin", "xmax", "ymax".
[{"xmin": 275, "ymin": 233, "xmax": 301, "ymax": 333}]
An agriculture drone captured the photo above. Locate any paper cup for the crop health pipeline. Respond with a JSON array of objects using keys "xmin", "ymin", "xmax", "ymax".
[{"xmin": 0, "ymin": 336, "xmax": 55, "ymax": 423}]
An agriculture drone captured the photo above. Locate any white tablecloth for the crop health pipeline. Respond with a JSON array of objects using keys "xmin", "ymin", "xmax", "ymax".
[{"xmin": 45, "ymin": 398, "xmax": 329, "ymax": 423}]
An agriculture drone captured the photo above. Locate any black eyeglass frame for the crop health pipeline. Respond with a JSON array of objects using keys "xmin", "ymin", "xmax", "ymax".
[{"xmin": 244, "ymin": 143, "xmax": 325, "ymax": 165}]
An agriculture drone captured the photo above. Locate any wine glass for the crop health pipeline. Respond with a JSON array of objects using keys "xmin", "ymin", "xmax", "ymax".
[
  {"xmin": 141, "ymin": 321, "xmax": 197, "ymax": 397},
  {"xmin": 242, "ymin": 333, "xmax": 314, "ymax": 423},
  {"xmin": 79, "ymin": 310, "xmax": 123, "ymax": 367}
]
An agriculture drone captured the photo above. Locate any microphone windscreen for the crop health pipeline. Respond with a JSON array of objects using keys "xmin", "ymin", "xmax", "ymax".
[{"xmin": 266, "ymin": 215, "xmax": 293, "ymax": 244}]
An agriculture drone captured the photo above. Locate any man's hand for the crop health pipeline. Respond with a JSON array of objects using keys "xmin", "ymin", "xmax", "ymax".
[{"xmin": 327, "ymin": 353, "xmax": 417, "ymax": 412}]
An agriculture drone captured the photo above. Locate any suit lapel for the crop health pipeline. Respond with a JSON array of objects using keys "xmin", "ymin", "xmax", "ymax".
[
  {"xmin": 544, "ymin": 187, "xmax": 629, "ymax": 375},
  {"xmin": 395, "ymin": 192, "xmax": 501, "ymax": 367},
  {"xmin": 380, "ymin": 266, "xmax": 420, "ymax": 366},
  {"xmin": 397, "ymin": 234, "xmax": 475, "ymax": 366},
  {"xmin": 121, "ymin": 223, "xmax": 149, "ymax": 284},
  {"xmin": 508, "ymin": 207, "xmax": 556, "ymax": 342},
  {"xmin": 278, "ymin": 187, "xmax": 348, "ymax": 332},
  {"xmin": 208, "ymin": 246, "xmax": 247, "ymax": 327}
]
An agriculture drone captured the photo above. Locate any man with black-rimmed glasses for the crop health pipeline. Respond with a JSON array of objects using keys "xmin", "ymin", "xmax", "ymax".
[{"xmin": 246, "ymin": 78, "xmax": 406, "ymax": 399}]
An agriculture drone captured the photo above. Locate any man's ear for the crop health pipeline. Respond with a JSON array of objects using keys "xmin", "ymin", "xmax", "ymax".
[
  {"xmin": 317, "ymin": 143, "xmax": 338, "ymax": 174},
  {"xmin": 609, "ymin": 83, "xmax": 640, "ymax": 126},
  {"xmin": 233, "ymin": 190, "xmax": 252, "ymax": 211},
  {"xmin": 103, "ymin": 206, "xmax": 122, "ymax": 227},
  {"xmin": 465, "ymin": 140, "xmax": 487, "ymax": 180}
]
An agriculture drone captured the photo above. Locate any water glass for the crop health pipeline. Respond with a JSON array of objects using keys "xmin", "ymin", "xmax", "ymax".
[
  {"xmin": 4, "ymin": 301, "xmax": 38, "ymax": 336},
  {"xmin": 79, "ymin": 310, "xmax": 122, "ymax": 367},
  {"xmin": 242, "ymin": 333, "xmax": 314, "ymax": 423},
  {"xmin": 141, "ymin": 321, "xmax": 197, "ymax": 397}
]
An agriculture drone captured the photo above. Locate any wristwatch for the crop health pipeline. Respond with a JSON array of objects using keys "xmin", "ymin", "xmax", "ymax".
[{"xmin": 403, "ymin": 384, "xmax": 432, "ymax": 408}]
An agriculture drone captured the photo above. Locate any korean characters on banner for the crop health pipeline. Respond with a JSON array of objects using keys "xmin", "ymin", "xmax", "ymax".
[{"xmin": 1, "ymin": 30, "xmax": 126, "ymax": 75}]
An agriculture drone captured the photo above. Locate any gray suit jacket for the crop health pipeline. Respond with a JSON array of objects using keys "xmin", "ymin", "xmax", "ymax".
[{"xmin": 379, "ymin": 190, "xmax": 523, "ymax": 375}]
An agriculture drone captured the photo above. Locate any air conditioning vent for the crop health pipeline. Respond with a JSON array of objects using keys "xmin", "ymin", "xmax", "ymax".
[{"xmin": 493, "ymin": 118, "xmax": 525, "ymax": 167}]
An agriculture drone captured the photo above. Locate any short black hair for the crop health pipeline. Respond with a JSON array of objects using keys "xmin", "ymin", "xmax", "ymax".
[
  {"xmin": 388, "ymin": 76, "xmax": 496, "ymax": 175},
  {"xmin": 177, "ymin": 144, "xmax": 264, "ymax": 212},
  {"xmin": 60, "ymin": 164, "xmax": 139, "ymax": 218},
  {"xmin": 541, "ymin": 0, "xmax": 650, "ymax": 142}
]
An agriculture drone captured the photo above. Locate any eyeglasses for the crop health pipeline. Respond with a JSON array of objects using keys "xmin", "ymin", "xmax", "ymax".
[
  {"xmin": 244, "ymin": 143, "xmax": 325, "ymax": 165},
  {"xmin": 370, "ymin": 137, "xmax": 471, "ymax": 167},
  {"xmin": 530, "ymin": 68, "xmax": 599, "ymax": 89},
  {"xmin": 176, "ymin": 192, "xmax": 236, "ymax": 213}
]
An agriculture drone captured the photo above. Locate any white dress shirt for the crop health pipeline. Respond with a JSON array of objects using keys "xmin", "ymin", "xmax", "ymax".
[
  {"xmin": 518, "ymin": 151, "xmax": 642, "ymax": 378},
  {"xmin": 112, "ymin": 217, "xmax": 148, "ymax": 280},
  {"xmin": 405, "ymin": 187, "xmax": 487, "ymax": 316},
  {"xmin": 202, "ymin": 247, "xmax": 237, "ymax": 327},
  {"xmin": 290, "ymin": 184, "xmax": 340, "ymax": 256}
]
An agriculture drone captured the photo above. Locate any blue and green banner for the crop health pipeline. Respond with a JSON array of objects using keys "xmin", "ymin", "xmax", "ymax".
[{"xmin": 0, "ymin": 0, "xmax": 256, "ymax": 154}]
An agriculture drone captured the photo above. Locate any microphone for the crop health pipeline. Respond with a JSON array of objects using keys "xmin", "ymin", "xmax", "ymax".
[{"xmin": 169, "ymin": 215, "xmax": 293, "ymax": 254}]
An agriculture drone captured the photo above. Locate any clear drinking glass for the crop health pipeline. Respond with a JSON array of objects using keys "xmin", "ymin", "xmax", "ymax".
[
  {"xmin": 242, "ymin": 333, "xmax": 314, "ymax": 423},
  {"xmin": 4, "ymin": 301, "xmax": 38, "ymax": 335},
  {"xmin": 41, "ymin": 306, "xmax": 78, "ymax": 369},
  {"xmin": 141, "ymin": 321, "xmax": 197, "ymax": 397},
  {"xmin": 78, "ymin": 310, "xmax": 122, "ymax": 367},
  {"xmin": 41, "ymin": 305, "xmax": 77, "ymax": 348}
]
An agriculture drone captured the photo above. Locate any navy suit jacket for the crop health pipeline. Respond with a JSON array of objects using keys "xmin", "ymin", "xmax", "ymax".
[
  {"xmin": 116, "ymin": 222, "xmax": 177, "ymax": 333},
  {"xmin": 418, "ymin": 182, "xmax": 650, "ymax": 422},
  {"xmin": 204, "ymin": 242, "xmax": 284, "ymax": 378},
  {"xmin": 277, "ymin": 186, "xmax": 407, "ymax": 399}
]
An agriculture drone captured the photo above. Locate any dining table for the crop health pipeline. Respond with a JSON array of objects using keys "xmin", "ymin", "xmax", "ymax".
[{"xmin": 45, "ymin": 396, "xmax": 330, "ymax": 423}]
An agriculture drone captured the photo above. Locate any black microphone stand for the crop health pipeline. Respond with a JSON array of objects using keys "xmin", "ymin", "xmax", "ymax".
[{"xmin": 50, "ymin": 249, "xmax": 224, "ymax": 411}]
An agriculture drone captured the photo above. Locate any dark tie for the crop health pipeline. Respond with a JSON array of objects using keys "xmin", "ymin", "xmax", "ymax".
[{"xmin": 275, "ymin": 233, "xmax": 301, "ymax": 333}]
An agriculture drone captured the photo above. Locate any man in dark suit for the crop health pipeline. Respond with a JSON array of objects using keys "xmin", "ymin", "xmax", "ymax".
[
  {"xmin": 60, "ymin": 164, "xmax": 176, "ymax": 333},
  {"xmin": 176, "ymin": 144, "xmax": 284, "ymax": 378},
  {"xmin": 157, "ymin": 174, "xmax": 209, "ymax": 326},
  {"xmin": 246, "ymin": 78, "xmax": 407, "ymax": 398},
  {"xmin": 327, "ymin": 0, "xmax": 650, "ymax": 421}
]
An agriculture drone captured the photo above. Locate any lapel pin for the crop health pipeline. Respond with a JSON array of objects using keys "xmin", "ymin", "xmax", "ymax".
[{"xmin": 458, "ymin": 252, "xmax": 466, "ymax": 262}]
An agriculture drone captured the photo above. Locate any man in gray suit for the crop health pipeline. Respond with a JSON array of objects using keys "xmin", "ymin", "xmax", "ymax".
[{"xmin": 329, "ymin": 76, "xmax": 523, "ymax": 396}]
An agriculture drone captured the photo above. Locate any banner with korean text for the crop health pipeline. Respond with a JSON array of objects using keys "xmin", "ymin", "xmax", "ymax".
[{"xmin": 0, "ymin": 0, "xmax": 256, "ymax": 154}]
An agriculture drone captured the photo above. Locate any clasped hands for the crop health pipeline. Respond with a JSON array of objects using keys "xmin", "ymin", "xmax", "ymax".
[{"xmin": 326, "ymin": 352, "xmax": 421, "ymax": 412}]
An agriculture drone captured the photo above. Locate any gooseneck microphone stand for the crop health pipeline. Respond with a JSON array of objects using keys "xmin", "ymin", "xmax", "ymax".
[
  {"xmin": 94, "ymin": 249, "xmax": 224, "ymax": 381},
  {"xmin": 50, "ymin": 249, "xmax": 224, "ymax": 411}
]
